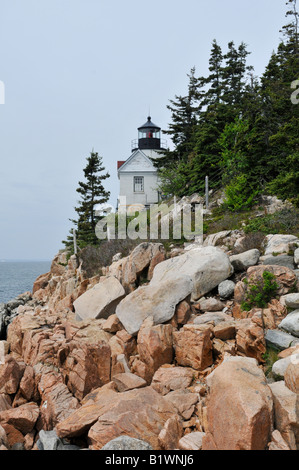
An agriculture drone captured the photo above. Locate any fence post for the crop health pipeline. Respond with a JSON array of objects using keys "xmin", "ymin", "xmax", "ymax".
[
  {"xmin": 73, "ymin": 229, "xmax": 78, "ymax": 255},
  {"xmin": 205, "ymin": 176, "xmax": 209, "ymax": 209}
]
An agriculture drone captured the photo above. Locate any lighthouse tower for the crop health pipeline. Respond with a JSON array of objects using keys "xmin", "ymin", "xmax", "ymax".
[{"xmin": 117, "ymin": 116, "xmax": 166, "ymax": 212}]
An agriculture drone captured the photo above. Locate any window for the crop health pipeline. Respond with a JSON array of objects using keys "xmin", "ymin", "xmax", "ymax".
[{"xmin": 134, "ymin": 176, "xmax": 144, "ymax": 192}]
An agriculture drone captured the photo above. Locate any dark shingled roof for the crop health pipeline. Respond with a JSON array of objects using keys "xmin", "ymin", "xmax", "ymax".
[{"xmin": 138, "ymin": 116, "xmax": 161, "ymax": 130}]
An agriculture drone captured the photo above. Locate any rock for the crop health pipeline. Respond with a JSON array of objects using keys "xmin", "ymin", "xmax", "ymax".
[
  {"xmin": 57, "ymin": 386, "xmax": 178, "ymax": 450},
  {"xmin": 1, "ymin": 424, "xmax": 25, "ymax": 449},
  {"xmin": 116, "ymin": 278, "xmax": 193, "ymax": 336},
  {"xmin": 0, "ymin": 357, "xmax": 25, "ymax": 395},
  {"xmin": 218, "ymin": 280, "xmax": 235, "ymax": 299},
  {"xmin": 58, "ymin": 340, "xmax": 111, "ymax": 400},
  {"xmin": 101, "ymin": 436, "xmax": 153, "ymax": 450},
  {"xmin": 2, "ymin": 424, "xmax": 24, "ymax": 450},
  {"xmin": 112, "ymin": 253, "xmax": 122, "ymax": 263},
  {"xmin": 112, "ymin": 373, "xmax": 147, "ymax": 392},
  {"xmin": 279, "ymin": 310, "xmax": 299, "ymax": 337},
  {"xmin": 150, "ymin": 246, "xmax": 233, "ymax": 302},
  {"xmin": 37, "ymin": 371, "xmax": 80, "ymax": 430},
  {"xmin": 0, "ymin": 394, "xmax": 11, "ymax": 412},
  {"xmin": 202, "ymin": 356, "xmax": 273, "ymax": 450},
  {"xmin": 56, "ymin": 384, "xmax": 118, "ymax": 438},
  {"xmin": 278, "ymin": 345, "xmax": 299, "ymax": 359},
  {"xmin": 263, "ymin": 255, "xmax": 295, "ymax": 270},
  {"xmin": 56, "ymin": 443, "xmax": 81, "ymax": 450},
  {"xmin": 32, "ymin": 272, "xmax": 51, "ymax": 294},
  {"xmin": 0, "ymin": 402, "xmax": 39, "ymax": 434},
  {"xmin": 272, "ymin": 354, "xmax": 299, "ymax": 379},
  {"xmin": 37, "ymin": 430, "xmax": 61, "ymax": 450},
  {"xmin": 294, "ymin": 248, "xmax": 299, "ymax": 265},
  {"xmin": 265, "ymin": 329, "xmax": 299, "ymax": 350},
  {"xmin": 268, "ymin": 430, "xmax": 291, "ymax": 450},
  {"xmin": 18, "ymin": 366, "xmax": 37, "ymax": 402},
  {"xmin": 264, "ymin": 234, "xmax": 299, "ymax": 256},
  {"xmin": 123, "ymin": 242, "xmax": 166, "ymax": 287},
  {"xmin": 193, "ymin": 311, "xmax": 233, "ymax": 327},
  {"xmin": 235, "ymin": 319, "xmax": 266, "ymax": 363},
  {"xmin": 151, "ymin": 366, "xmax": 195, "ymax": 395},
  {"xmin": 109, "ymin": 329, "xmax": 137, "ymax": 362},
  {"xmin": 281, "ymin": 293, "xmax": 299, "ymax": 309},
  {"xmin": 163, "ymin": 390, "xmax": 198, "ymax": 420},
  {"xmin": 135, "ymin": 318, "xmax": 173, "ymax": 384},
  {"xmin": 178, "ymin": 432, "xmax": 205, "ymax": 450},
  {"xmin": 0, "ymin": 341, "xmax": 9, "ymax": 356},
  {"xmin": 213, "ymin": 338, "xmax": 236, "ymax": 357},
  {"xmin": 102, "ymin": 314, "xmax": 123, "ymax": 333},
  {"xmin": 196, "ymin": 297, "xmax": 225, "ymax": 312},
  {"xmin": 230, "ymin": 249, "xmax": 260, "ymax": 271},
  {"xmin": 269, "ymin": 381, "xmax": 298, "ymax": 450},
  {"xmin": 175, "ymin": 300, "xmax": 191, "ymax": 324},
  {"xmin": 108, "ymin": 243, "xmax": 166, "ymax": 291},
  {"xmin": 262, "ymin": 299, "xmax": 288, "ymax": 330},
  {"xmin": 11, "ymin": 442, "xmax": 25, "ymax": 450},
  {"xmin": 74, "ymin": 276, "xmax": 125, "ymax": 321},
  {"xmin": 284, "ymin": 361, "xmax": 299, "ymax": 394},
  {"xmin": 213, "ymin": 321, "xmax": 236, "ymax": 340},
  {"xmin": 111, "ymin": 353, "xmax": 131, "ymax": 377},
  {"xmin": 0, "ymin": 424, "xmax": 8, "ymax": 448},
  {"xmin": 158, "ymin": 415, "xmax": 183, "ymax": 450},
  {"xmin": 203, "ymin": 231, "xmax": 232, "ymax": 247},
  {"xmin": 173, "ymin": 325, "xmax": 213, "ymax": 371},
  {"xmin": 116, "ymin": 247, "xmax": 233, "ymax": 335}
]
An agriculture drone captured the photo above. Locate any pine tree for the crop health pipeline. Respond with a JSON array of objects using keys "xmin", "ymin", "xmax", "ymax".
[
  {"xmin": 155, "ymin": 67, "xmax": 204, "ymax": 170},
  {"xmin": 261, "ymin": 0, "xmax": 299, "ymax": 205},
  {"xmin": 202, "ymin": 39, "xmax": 223, "ymax": 107},
  {"xmin": 63, "ymin": 151, "xmax": 110, "ymax": 249},
  {"xmin": 185, "ymin": 41, "xmax": 253, "ymax": 195}
]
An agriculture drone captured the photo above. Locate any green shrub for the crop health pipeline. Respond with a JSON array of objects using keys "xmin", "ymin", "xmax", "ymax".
[
  {"xmin": 244, "ymin": 207, "xmax": 299, "ymax": 235},
  {"xmin": 241, "ymin": 270, "xmax": 279, "ymax": 311},
  {"xmin": 223, "ymin": 175, "xmax": 258, "ymax": 212}
]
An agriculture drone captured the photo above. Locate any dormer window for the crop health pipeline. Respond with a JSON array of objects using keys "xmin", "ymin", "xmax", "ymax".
[{"xmin": 134, "ymin": 176, "xmax": 144, "ymax": 193}]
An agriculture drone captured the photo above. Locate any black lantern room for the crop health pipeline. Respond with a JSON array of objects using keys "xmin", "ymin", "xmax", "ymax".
[{"xmin": 137, "ymin": 116, "xmax": 162, "ymax": 150}]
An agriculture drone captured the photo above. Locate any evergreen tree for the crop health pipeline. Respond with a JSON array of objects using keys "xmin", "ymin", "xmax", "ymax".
[
  {"xmin": 203, "ymin": 39, "xmax": 223, "ymax": 107},
  {"xmin": 156, "ymin": 2, "xmax": 299, "ymax": 205},
  {"xmin": 184, "ymin": 41, "xmax": 253, "ymax": 195},
  {"xmin": 221, "ymin": 41, "xmax": 253, "ymax": 111},
  {"xmin": 64, "ymin": 151, "xmax": 110, "ymax": 249},
  {"xmin": 261, "ymin": 0, "xmax": 299, "ymax": 205},
  {"xmin": 154, "ymin": 67, "xmax": 204, "ymax": 170}
]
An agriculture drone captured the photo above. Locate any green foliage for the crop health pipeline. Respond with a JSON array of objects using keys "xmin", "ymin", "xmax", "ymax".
[
  {"xmin": 241, "ymin": 271, "xmax": 279, "ymax": 311},
  {"xmin": 223, "ymin": 174, "xmax": 258, "ymax": 211},
  {"xmin": 63, "ymin": 151, "xmax": 110, "ymax": 250},
  {"xmin": 263, "ymin": 347, "xmax": 280, "ymax": 379},
  {"xmin": 244, "ymin": 207, "xmax": 299, "ymax": 235},
  {"xmin": 157, "ymin": 3, "xmax": 299, "ymax": 206}
]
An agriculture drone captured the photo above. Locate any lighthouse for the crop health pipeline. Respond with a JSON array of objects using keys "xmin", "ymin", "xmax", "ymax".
[{"xmin": 117, "ymin": 116, "xmax": 167, "ymax": 212}]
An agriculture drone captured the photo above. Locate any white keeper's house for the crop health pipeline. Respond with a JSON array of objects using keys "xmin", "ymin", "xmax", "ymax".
[{"xmin": 117, "ymin": 116, "xmax": 167, "ymax": 212}]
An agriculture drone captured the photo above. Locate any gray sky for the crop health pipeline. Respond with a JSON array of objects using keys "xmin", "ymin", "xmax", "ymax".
[{"xmin": 0, "ymin": 0, "xmax": 287, "ymax": 260}]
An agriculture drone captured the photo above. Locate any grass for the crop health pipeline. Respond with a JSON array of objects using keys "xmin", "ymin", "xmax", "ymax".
[{"xmin": 263, "ymin": 347, "xmax": 280, "ymax": 379}]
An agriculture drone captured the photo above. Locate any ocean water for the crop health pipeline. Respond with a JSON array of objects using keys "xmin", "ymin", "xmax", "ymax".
[{"xmin": 0, "ymin": 261, "xmax": 51, "ymax": 304}]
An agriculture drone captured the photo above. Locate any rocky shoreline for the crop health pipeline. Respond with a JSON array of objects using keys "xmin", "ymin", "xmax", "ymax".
[{"xmin": 0, "ymin": 231, "xmax": 299, "ymax": 450}]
